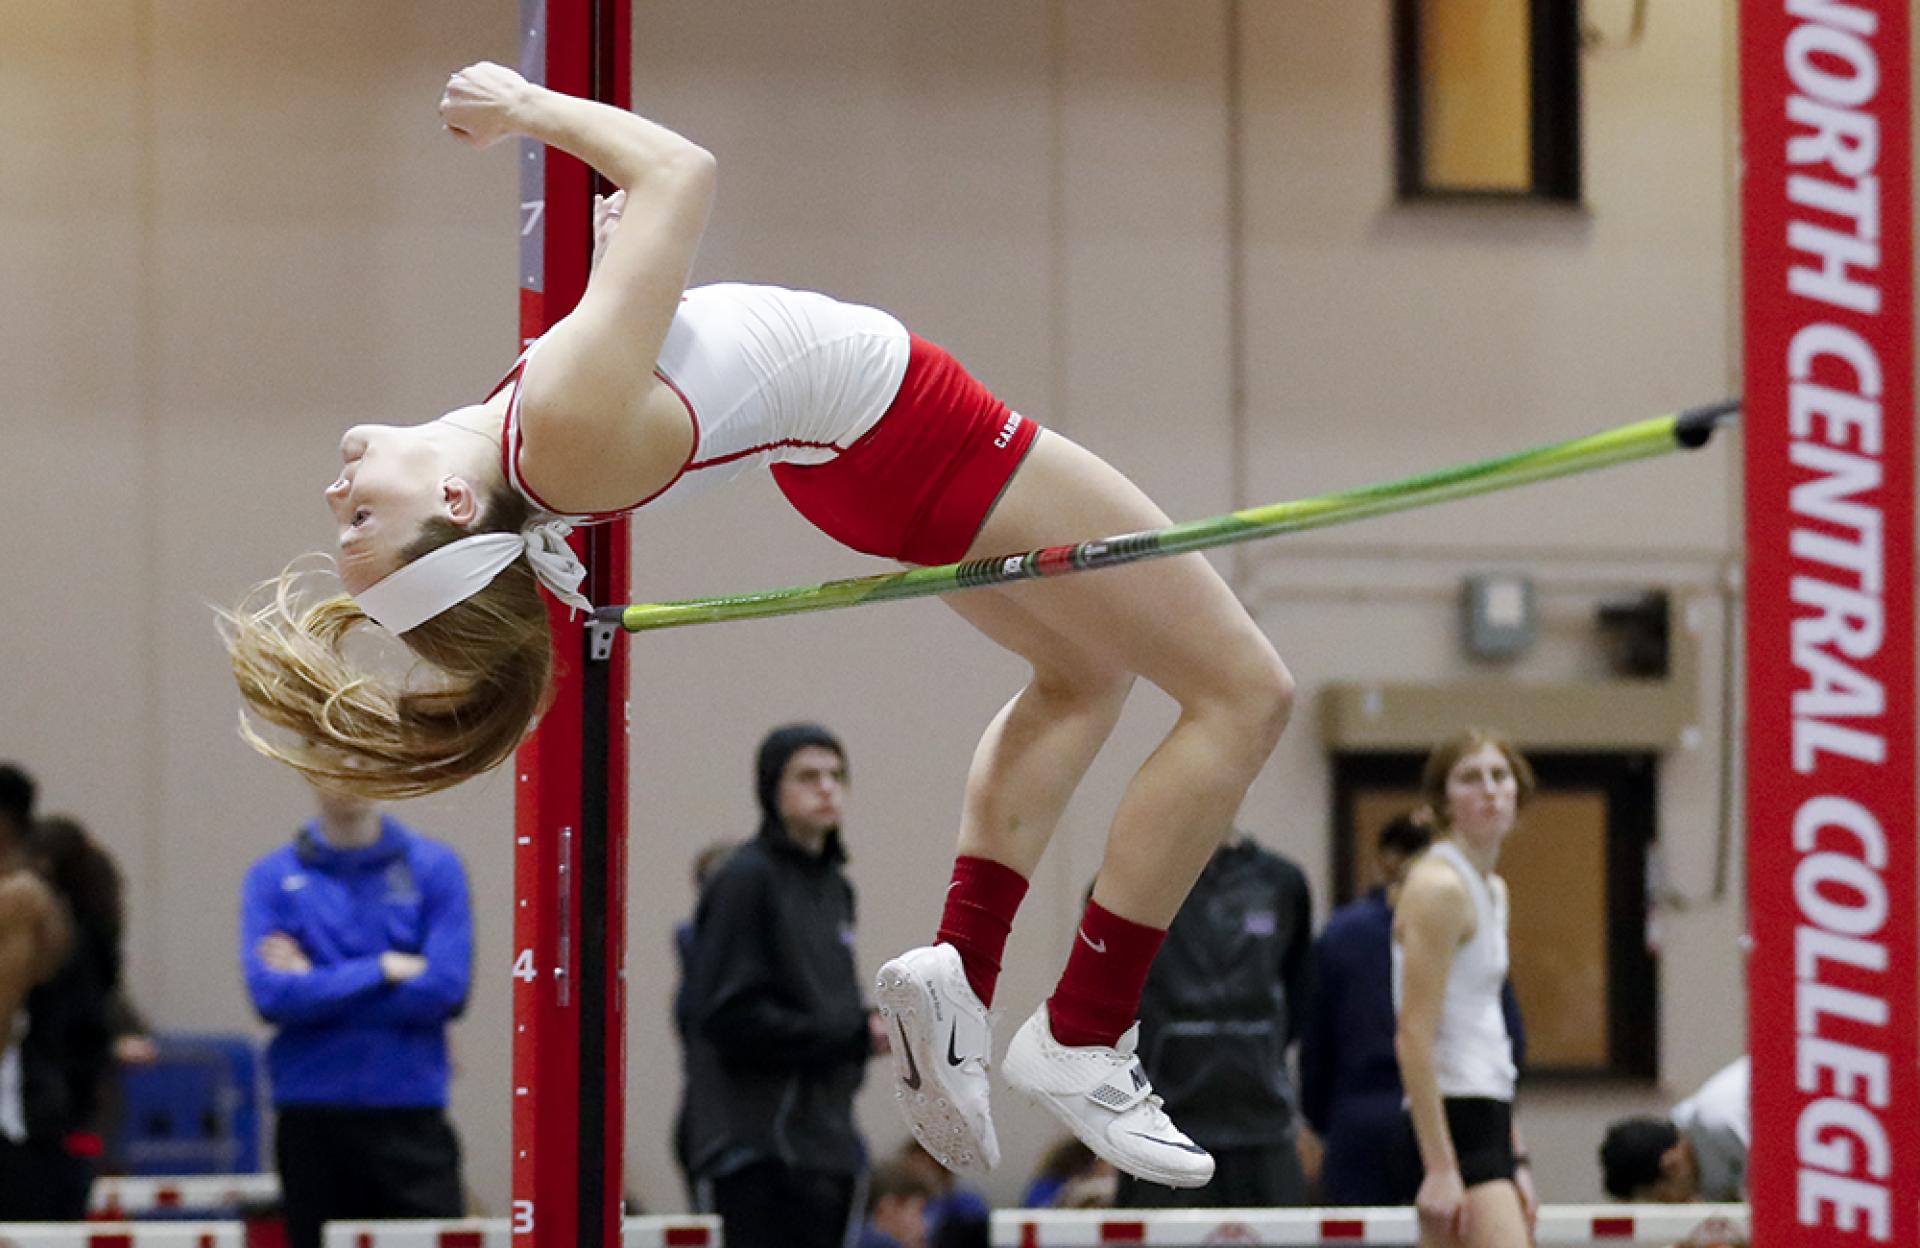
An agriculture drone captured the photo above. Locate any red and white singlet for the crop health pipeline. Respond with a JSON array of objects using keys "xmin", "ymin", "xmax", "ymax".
[{"xmin": 498, "ymin": 282, "xmax": 1037, "ymax": 566}]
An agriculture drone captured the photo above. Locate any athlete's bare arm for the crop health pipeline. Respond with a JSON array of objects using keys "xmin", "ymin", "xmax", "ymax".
[
  {"xmin": 440, "ymin": 62, "xmax": 715, "ymax": 510},
  {"xmin": 1394, "ymin": 856, "xmax": 1475, "ymax": 1242}
]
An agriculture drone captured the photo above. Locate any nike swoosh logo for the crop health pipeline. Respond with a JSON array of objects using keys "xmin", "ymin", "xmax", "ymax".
[
  {"xmin": 1127, "ymin": 1131, "xmax": 1210, "ymax": 1155},
  {"xmin": 1077, "ymin": 928, "xmax": 1107, "ymax": 954},
  {"xmin": 896, "ymin": 1018, "xmax": 921, "ymax": 1090},
  {"xmin": 947, "ymin": 1023, "xmax": 965, "ymax": 1067}
]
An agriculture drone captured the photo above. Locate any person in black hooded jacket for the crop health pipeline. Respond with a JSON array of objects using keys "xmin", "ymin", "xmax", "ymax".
[
  {"xmin": 680, "ymin": 723, "xmax": 881, "ymax": 1248},
  {"xmin": 1116, "ymin": 830, "xmax": 1313, "ymax": 1209}
]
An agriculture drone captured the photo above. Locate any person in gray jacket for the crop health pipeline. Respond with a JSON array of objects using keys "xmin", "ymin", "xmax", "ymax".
[
  {"xmin": 1600, "ymin": 1057, "xmax": 1750, "ymax": 1202},
  {"xmin": 680, "ymin": 724, "xmax": 882, "ymax": 1248},
  {"xmin": 1115, "ymin": 830, "xmax": 1313, "ymax": 1208}
]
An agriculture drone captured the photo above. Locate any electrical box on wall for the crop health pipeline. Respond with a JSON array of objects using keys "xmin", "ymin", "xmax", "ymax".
[
  {"xmin": 1597, "ymin": 589, "xmax": 1672, "ymax": 678},
  {"xmin": 1461, "ymin": 573, "xmax": 1535, "ymax": 660}
]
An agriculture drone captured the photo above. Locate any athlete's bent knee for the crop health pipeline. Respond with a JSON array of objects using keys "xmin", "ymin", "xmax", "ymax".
[
  {"xmin": 1239, "ymin": 653, "xmax": 1295, "ymax": 752},
  {"xmin": 1032, "ymin": 665, "xmax": 1135, "ymax": 721},
  {"xmin": 1193, "ymin": 650, "xmax": 1292, "ymax": 769}
]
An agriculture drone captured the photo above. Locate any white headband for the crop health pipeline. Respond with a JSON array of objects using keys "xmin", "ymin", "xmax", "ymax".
[{"xmin": 351, "ymin": 517, "xmax": 592, "ymax": 634}]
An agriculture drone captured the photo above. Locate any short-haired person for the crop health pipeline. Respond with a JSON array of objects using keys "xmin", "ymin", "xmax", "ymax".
[
  {"xmin": 671, "ymin": 838, "xmax": 741, "ymax": 1204},
  {"xmin": 239, "ymin": 785, "xmax": 473, "ymax": 1248},
  {"xmin": 1021, "ymin": 1136, "xmax": 1113, "ymax": 1209},
  {"xmin": 226, "ymin": 60, "xmax": 1293, "ymax": 1187},
  {"xmin": 1600, "ymin": 1057, "xmax": 1749, "ymax": 1202},
  {"xmin": 893, "ymin": 1138, "xmax": 990, "ymax": 1248},
  {"xmin": 858, "ymin": 1159, "xmax": 935, "ymax": 1248},
  {"xmin": 1394, "ymin": 731, "xmax": 1537, "ymax": 1248}
]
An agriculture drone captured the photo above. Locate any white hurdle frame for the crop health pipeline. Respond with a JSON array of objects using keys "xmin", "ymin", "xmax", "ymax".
[
  {"xmin": 0, "ymin": 1225, "xmax": 247, "ymax": 1248},
  {"xmin": 989, "ymin": 1205, "xmax": 1749, "ymax": 1247},
  {"xmin": 86, "ymin": 1174, "xmax": 279, "ymax": 1219},
  {"xmin": 321, "ymin": 1217, "xmax": 720, "ymax": 1248}
]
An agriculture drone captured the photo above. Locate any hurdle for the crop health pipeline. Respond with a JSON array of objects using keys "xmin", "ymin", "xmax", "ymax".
[
  {"xmin": 323, "ymin": 1215, "xmax": 719, "ymax": 1247},
  {"xmin": 0, "ymin": 1226, "xmax": 247, "ymax": 1248},
  {"xmin": 86, "ymin": 1175, "xmax": 279, "ymax": 1220},
  {"xmin": 988, "ymin": 1204, "xmax": 1749, "ymax": 1247}
]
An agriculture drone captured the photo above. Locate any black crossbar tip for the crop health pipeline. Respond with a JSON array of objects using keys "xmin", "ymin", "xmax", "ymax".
[
  {"xmin": 1674, "ymin": 398, "xmax": 1741, "ymax": 449},
  {"xmin": 590, "ymin": 605, "xmax": 628, "ymax": 624}
]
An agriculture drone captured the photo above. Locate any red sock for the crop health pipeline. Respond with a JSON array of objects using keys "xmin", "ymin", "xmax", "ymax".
[
  {"xmin": 935, "ymin": 855, "xmax": 1029, "ymax": 1008},
  {"xmin": 1046, "ymin": 899, "xmax": 1167, "ymax": 1048}
]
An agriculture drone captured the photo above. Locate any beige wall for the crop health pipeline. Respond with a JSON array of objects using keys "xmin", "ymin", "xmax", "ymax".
[{"xmin": 2, "ymin": 0, "xmax": 1749, "ymax": 1214}]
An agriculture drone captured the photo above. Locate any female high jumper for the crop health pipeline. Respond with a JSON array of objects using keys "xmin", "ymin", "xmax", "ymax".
[{"xmin": 226, "ymin": 61, "xmax": 1293, "ymax": 1189}]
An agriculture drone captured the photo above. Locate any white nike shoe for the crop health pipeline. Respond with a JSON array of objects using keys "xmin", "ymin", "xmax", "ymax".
[
  {"xmin": 874, "ymin": 943, "xmax": 1000, "ymax": 1176},
  {"xmin": 1001, "ymin": 1003, "xmax": 1214, "ymax": 1189}
]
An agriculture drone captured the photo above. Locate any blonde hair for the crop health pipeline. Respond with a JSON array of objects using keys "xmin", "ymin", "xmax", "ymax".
[
  {"xmin": 1419, "ymin": 727, "xmax": 1537, "ymax": 829},
  {"xmin": 222, "ymin": 485, "xmax": 554, "ymax": 800}
]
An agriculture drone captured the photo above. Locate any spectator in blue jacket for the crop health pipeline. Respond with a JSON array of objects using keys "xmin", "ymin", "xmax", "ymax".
[
  {"xmin": 240, "ymin": 784, "xmax": 472, "ymax": 1248},
  {"xmin": 1299, "ymin": 810, "xmax": 1525, "ymax": 1205}
]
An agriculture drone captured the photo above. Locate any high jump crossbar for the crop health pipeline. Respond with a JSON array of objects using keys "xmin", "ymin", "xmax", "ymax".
[{"xmin": 596, "ymin": 399, "xmax": 1738, "ymax": 633}]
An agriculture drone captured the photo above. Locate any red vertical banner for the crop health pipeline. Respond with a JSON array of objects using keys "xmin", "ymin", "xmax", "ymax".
[
  {"xmin": 511, "ymin": 3, "xmax": 632, "ymax": 1247},
  {"xmin": 1741, "ymin": 2, "xmax": 1915, "ymax": 1247}
]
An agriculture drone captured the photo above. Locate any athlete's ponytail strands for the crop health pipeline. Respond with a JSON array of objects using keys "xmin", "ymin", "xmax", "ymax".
[{"xmin": 221, "ymin": 486, "xmax": 554, "ymax": 800}]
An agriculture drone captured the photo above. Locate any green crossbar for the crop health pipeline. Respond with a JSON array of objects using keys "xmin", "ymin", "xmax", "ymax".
[{"xmin": 598, "ymin": 400, "xmax": 1737, "ymax": 634}]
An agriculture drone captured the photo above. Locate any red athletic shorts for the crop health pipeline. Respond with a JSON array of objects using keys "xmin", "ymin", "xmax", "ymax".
[{"xmin": 771, "ymin": 333, "xmax": 1039, "ymax": 566}]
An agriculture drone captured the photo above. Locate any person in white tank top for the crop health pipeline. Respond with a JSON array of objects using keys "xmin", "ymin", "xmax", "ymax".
[
  {"xmin": 228, "ymin": 61, "xmax": 1298, "ymax": 1196},
  {"xmin": 1393, "ymin": 731, "xmax": 1537, "ymax": 1248}
]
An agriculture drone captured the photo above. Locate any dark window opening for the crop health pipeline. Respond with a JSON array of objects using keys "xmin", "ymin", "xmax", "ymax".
[{"xmin": 1393, "ymin": 0, "xmax": 1582, "ymax": 203}]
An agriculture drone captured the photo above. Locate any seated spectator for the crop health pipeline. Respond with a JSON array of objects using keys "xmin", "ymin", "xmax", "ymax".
[
  {"xmin": 1022, "ymin": 1136, "xmax": 1113, "ymax": 1209},
  {"xmin": 1601, "ymin": 1057, "xmax": 1749, "ymax": 1202},
  {"xmin": 858, "ymin": 1159, "xmax": 933, "ymax": 1248},
  {"xmin": 895, "ymin": 1138, "xmax": 988, "ymax": 1247}
]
